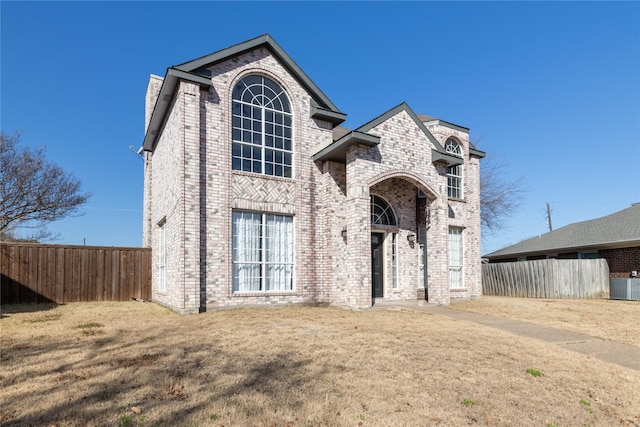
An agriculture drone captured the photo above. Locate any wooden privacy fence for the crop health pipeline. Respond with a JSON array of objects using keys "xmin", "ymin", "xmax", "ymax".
[
  {"xmin": 482, "ymin": 259, "xmax": 610, "ymax": 299},
  {"xmin": 1, "ymin": 242, "xmax": 151, "ymax": 304}
]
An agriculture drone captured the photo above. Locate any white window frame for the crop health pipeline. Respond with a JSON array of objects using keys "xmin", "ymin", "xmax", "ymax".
[
  {"xmin": 158, "ymin": 220, "xmax": 167, "ymax": 293},
  {"xmin": 391, "ymin": 232, "xmax": 398, "ymax": 289},
  {"xmin": 232, "ymin": 210, "xmax": 295, "ymax": 292},
  {"xmin": 231, "ymin": 75, "xmax": 293, "ymax": 178},
  {"xmin": 445, "ymin": 138, "xmax": 463, "ymax": 199},
  {"xmin": 447, "ymin": 164, "xmax": 463, "ymax": 199},
  {"xmin": 370, "ymin": 195, "xmax": 398, "ymax": 226},
  {"xmin": 418, "ymin": 225, "xmax": 427, "ymax": 289},
  {"xmin": 449, "ymin": 227, "xmax": 464, "ymax": 289}
]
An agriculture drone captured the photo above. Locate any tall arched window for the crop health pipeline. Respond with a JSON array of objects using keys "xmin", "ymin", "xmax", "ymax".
[
  {"xmin": 445, "ymin": 138, "xmax": 463, "ymax": 199},
  {"xmin": 371, "ymin": 195, "xmax": 397, "ymax": 226},
  {"xmin": 232, "ymin": 75, "xmax": 293, "ymax": 178}
]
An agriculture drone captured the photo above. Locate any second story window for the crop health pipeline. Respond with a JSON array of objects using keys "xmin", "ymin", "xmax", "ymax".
[
  {"xmin": 232, "ymin": 75, "xmax": 293, "ymax": 178},
  {"xmin": 445, "ymin": 138, "xmax": 463, "ymax": 199}
]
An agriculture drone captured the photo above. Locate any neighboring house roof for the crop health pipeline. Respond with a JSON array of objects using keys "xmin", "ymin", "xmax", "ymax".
[
  {"xmin": 143, "ymin": 34, "xmax": 346, "ymax": 151},
  {"xmin": 485, "ymin": 203, "xmax": 640, "ymax": 259}
]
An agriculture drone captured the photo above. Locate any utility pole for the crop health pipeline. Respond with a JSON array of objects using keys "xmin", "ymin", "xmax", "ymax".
[{"xmin": 546, "ymin": 203, "xmax": 553, "ymax": 232}]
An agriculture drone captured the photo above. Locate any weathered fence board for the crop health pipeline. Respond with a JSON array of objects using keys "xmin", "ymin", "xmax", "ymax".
[
  {"xmin": 482, "ymin": 259, "xmax": 610, "ymax": 299},
  {"xmin": 1, "ymin": 242, "xmax": 151, "ymax": 304}
]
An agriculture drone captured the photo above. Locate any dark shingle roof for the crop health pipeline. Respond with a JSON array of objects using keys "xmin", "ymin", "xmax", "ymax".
[{"xmin": 485, "ymin": 203, "xmax": 640, "ymax": 258}]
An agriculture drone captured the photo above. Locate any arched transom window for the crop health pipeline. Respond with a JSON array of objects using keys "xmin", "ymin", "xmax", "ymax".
[
  {"xmin": 445, "ymin": 138, "xmax": 462, "ymax": 157},
  {"xmin": 445, "ymin": 138, "xmax": 463, "ymax": 199},
  {"xmin": 232, "ymin": 75, "xmax": 293, "ymax": 178},
  {"xmin": 371, "ymin": 195, "xmax": 397, "ymax": 226}
]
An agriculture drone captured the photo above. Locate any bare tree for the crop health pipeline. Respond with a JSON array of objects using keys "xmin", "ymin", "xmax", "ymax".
[
  {"xmin": 480, "ymin": 153, "xmax": 527, "ymax": 235},
  {"xmin": 0, "ymin": 132, "xmax": 91, "ymax": 241}
]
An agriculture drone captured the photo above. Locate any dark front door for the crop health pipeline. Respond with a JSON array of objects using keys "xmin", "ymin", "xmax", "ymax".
[{"xmin": 371, "ymin": 233, "xmax": 384, "ymax": 298}]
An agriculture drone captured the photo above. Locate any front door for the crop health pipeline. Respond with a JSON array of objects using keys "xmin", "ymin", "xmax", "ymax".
[{"xmin": 371, "ymin": 232, "xmax": 384, "ymax": 298}]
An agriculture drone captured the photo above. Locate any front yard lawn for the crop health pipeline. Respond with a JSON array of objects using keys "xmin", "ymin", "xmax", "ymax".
[{"xmin": 1, "ymin": 301, "xmax": 639, "ymax": 426}]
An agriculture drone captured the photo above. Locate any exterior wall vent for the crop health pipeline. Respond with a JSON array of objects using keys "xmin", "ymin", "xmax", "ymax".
[{"xmin": 610, "ymin": 278, "xmax": 640, "ymax": 301}]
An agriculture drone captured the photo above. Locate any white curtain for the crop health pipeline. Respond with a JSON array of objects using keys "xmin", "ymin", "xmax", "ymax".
[
  {"xmin": 449, "ymin": 227, "xmax": 464, "ymax": 289},
  {"xmin": 265, "ymin": 214, "xmax": 293, "ymax": 291},
  {"xmin": 232, "ymin": 211, "xmax": 262, "ymax": 291},
  {"xmin": 233, "ymin": 211, "xmax": 293, "ymax": 292}
]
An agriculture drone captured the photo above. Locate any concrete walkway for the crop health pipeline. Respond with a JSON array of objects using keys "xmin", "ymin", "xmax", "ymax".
[{"xmin": 371, "ymin": 300, "xmax": 640, "ymax": 372}]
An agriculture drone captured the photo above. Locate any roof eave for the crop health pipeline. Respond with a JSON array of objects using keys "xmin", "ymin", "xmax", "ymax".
[
  {"xmin": 357, "ymin": 102, "xmax": 449, "ymax": 151},
  {"xmin": 310, "ymin": 102, "xmax": 347, "ymax": 126},
  {"xmin": 142, "ymin": 68, "xmax": 212, "ymax": 152},
  {"xmin": 175, "ymin": 34, "xmax": 342, "ymax": 114},
  {"xmin": 312, "ymin": 131, "xmax": 380, "ymax": 163},
  {"xmin": 470, "ymin": 147, "xmax": 486, "ymax": 158},
  {"xmin": 422, "ymin": 118, "xmax": 470, "ymax": 133},
  {"xmin": 432, "ymin": 149, "xmax": 463, "ymax": 166}
]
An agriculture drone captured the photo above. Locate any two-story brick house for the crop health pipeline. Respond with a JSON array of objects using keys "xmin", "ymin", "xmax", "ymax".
[{"xmin": 142, "ymin": 34, "xmax": 485, "ymax": 314}]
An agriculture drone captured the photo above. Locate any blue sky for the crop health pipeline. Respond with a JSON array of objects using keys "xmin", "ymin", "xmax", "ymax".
[{"xmin": 2, "ymin": 1, "xmax": 639, "ymax": 254}]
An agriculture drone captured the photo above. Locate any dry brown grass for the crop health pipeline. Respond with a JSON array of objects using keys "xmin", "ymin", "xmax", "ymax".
[
  {"xmin": 451, "ymin": 296, "xmax": 640, "ymax": 347},
  {"xmin": 1, "ymin": 301, "xmax": 639, "ymax": 427}
]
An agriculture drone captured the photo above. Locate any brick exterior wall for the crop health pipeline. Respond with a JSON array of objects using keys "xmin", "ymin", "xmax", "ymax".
[
  {"xmin": 600, "ymin": 246, "xmax": 640, "ymax": 278},
  {"xmin": 142, "ymin": 74, "xmax": 163, "ymax": 249},
  {"xmin": 143, "ymin": 43, "xmax": 484, "ymax": 313}
]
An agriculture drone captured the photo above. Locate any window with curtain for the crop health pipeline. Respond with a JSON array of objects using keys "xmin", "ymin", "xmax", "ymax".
[
  {"xmin": 445, "ymin": 138, "xmax": 463, "ymax": 199},
  {"xmin": 232, "ymin": 75, "xmax": 293, "ymax": 178},
  {"xmin": 232, "ymin": 210, "xmax": 294, "ymax": 292},
  {"xmin": 449, "ymin": 227, "xmax": 464, "ymax": 289}
]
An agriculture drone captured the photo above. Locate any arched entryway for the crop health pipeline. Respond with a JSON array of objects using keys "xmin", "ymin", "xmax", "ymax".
[
  {"xmin": 370, "ymin": 195, "xmax": 397, "ymax": 298},
  {"xmin": 368, "ymin": 172, "xmax": 439, "ymax": 303}
]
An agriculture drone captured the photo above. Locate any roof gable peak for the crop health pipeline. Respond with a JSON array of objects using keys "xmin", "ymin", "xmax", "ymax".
[
  {"xmin": 356, "ymin": 102, "xmax": 445, "ymax": 151},
  {"xmin": 173, "ymin": 34, "xmax": 341, "ymax": 114}
]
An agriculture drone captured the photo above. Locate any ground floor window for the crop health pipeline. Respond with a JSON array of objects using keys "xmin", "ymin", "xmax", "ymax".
[
  {"xmin": 232, "ymin": 210, "xmax": 294, "ymax": 292},
  {"xmin": 449, "ymin": 227, "xmax": 464, "ymax": 289},
  {"xmin": 418, "ymin": 225, "xmax": 427, "ymax": 288},
  {"xmin": 579, "ymin": 252, "xmax": 598, "ymax": 259},
  {"xmin": 158, "ymin": 220, "xmax": 167, "ymax": 292},
  {"xmin": 392, "ymin": 233, "xmax": 398, "ymax": 288}
]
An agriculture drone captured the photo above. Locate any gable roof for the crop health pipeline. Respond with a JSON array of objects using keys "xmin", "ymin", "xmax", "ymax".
[
  {"xmin": 485, "ymin": 203, "xmax": 640, "ymax": 259},
  {"xmin": 417, "ymin": 114, "xmax": 485, "ymax": 158},
  {"xmin": 143, "ymin": 34, "xmax": 346, "ymax": 151},
  {"xmin": 173, "ymin": 34, "xmax": 342, "ymax": 114},
  {"xmin": 313, "ymin": 102, "xmax": 469, "ymax": 164}
]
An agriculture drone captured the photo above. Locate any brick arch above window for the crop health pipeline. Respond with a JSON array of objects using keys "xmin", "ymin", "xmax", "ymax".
[
  {"xmin": 368, "ymin": 169, "xmax": 440, "ymax": 201},
  {"xmin": 232, "ymin": 74, "xmax": 291, "ymax": 113}
]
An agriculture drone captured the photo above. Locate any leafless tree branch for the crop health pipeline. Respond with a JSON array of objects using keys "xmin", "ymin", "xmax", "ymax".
[
  {"xmin": 0, "ymin": 131, "xmax": 91, "ymax": 241},
  {"xmin": 480, "ymin": 152, "xmax": 528, "ymax": 235}
]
